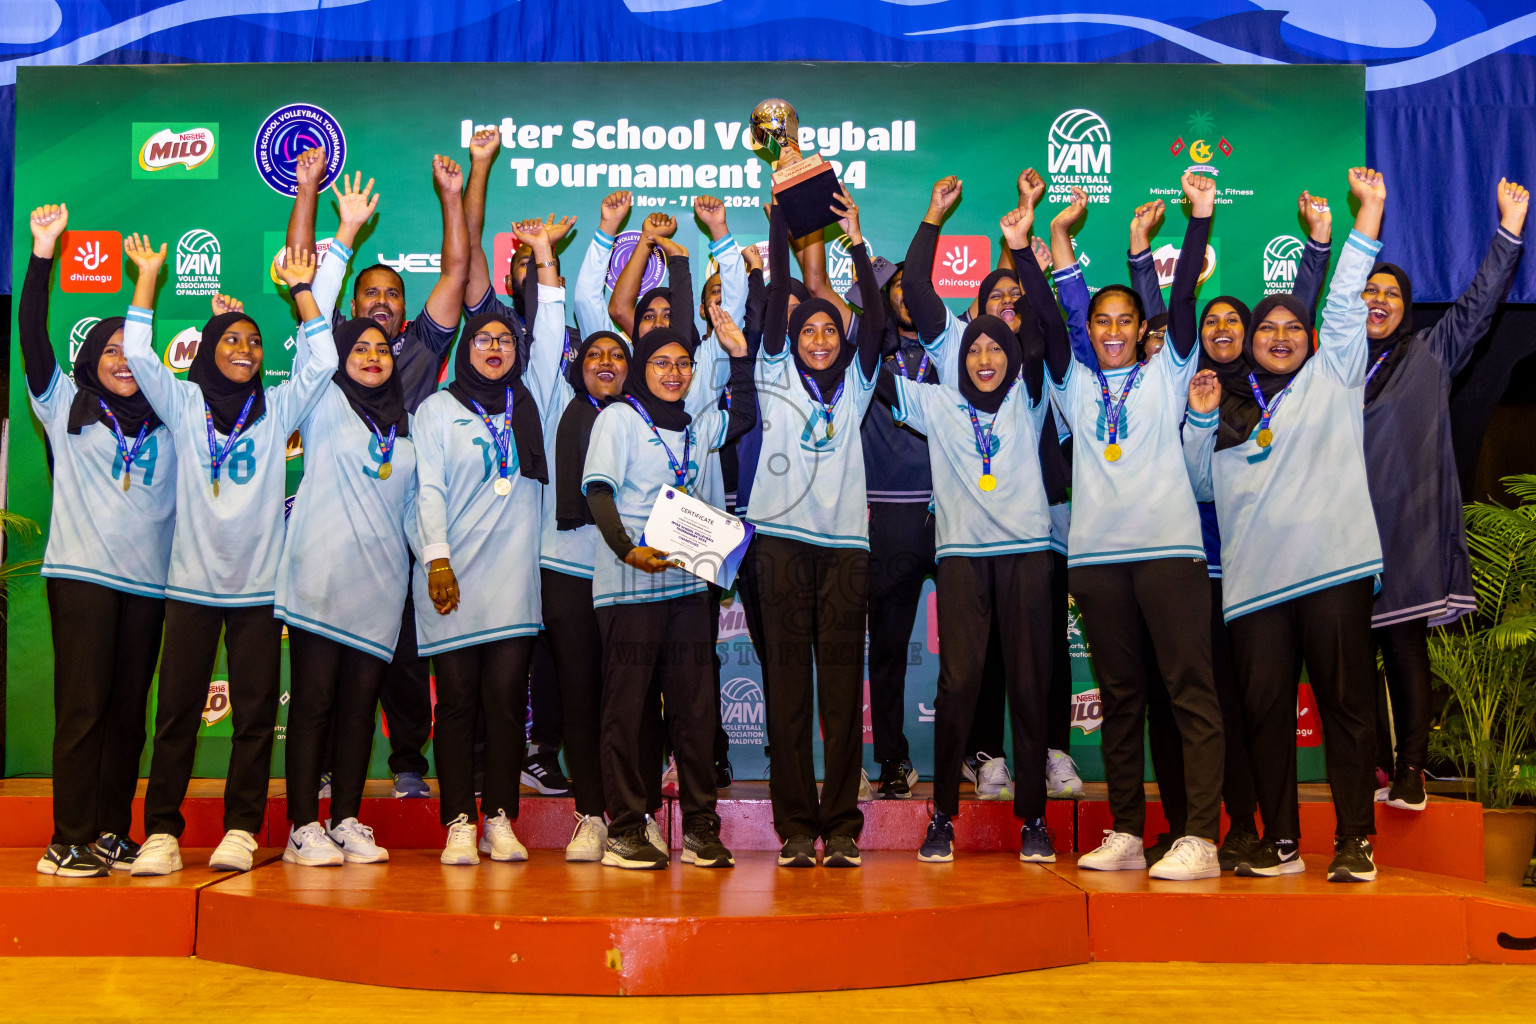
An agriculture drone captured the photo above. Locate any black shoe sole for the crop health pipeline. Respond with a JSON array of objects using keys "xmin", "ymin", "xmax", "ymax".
[
  {"xmin": 1328, "ymin": 864, "xmax": 1378, "ymax": 882},
  {"xmin": 824, "ymin": 852, "xmax": 862, "ymax": 868},
  {"xmin": 682, "ymin": 850, "xmax": 735, "ymax": 868},
  {"xmin": 777, "ymin": 852, "xmax": 816, "ymax": 867}
]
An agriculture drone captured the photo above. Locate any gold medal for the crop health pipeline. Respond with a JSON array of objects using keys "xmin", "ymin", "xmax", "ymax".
[
  {"xmin": 212, "ymin": 478, "xmax": 220, "ymax": 498},
  {"xmin": 1104, "ymin": 443, "xmax": 1122, "ymax": 462},
  {"xmin": 122, "ymin": 472, "xmax": 131, "ymax": 493},
  {"xmin": 978, "ymin": 474, "xmax": 997, "ymax": 492},
  {"xmin": 826, "ymin": 423, "xmax": 835, "ymax": 440},
  {"xmin": 377, "ymin": 462, "xmax": 393, "ymax": 481},
  {"xmin": 1257, "ymin": 429, "xmax": 1273, "ymax": 448},
  {"xmin": 493, "ymin": 476, "xmax": 512, "ymax": 496}
]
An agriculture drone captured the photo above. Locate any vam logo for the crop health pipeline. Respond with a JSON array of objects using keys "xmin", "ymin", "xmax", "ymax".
[
  {"xmin": 175, "ymin": 229, "xmax": 221, "ymax": 297},
  {"xmin": 162, "ymin": 326, "xmax": 202, "ymax": 372},
  {"xmin": 1047, "ymin": 109, "xmax": 1112, "ymax": 175},
  {"xmin": 69, "ymin": 317, "xmax": 102, "ymax": 363},
  {"xmin": 826, "ymin": 233, "xmax": 871, "ymax": 296},
  {"xmin": 1263, "ymin": 235, "xmax": 1304, "ymax": 294},
  {"xmin": 720, "ymin": 676, "xmax": 765, "ymax": 744}
]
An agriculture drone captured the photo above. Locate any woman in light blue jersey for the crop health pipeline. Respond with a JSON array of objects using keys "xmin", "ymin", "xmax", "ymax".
[
  {"xmin": 277, "ymin": 314, "xmax": 417, "ymax": 868},
  {"xmin": 414, "ymin": 219, "xmax": 568, "ymax": 867},
  {"xmin": 1037, "ymin": 177, "xmax": 1227, "ymax": 883},
  {"xmin": 21, "ymin": 204, "xmax": 177, "ymax": 879},
  {"xmin": 122, "ymin": 238, "xmax": 338, "ymax": 878},
  {"xmin": 582, "ymin": 311, "xmax": 757, "ymax": 870},
  {"xmin": 747, "ymin": 188, "xmax": 885, "ymax": 870},
  {"xmin": 1184, "ymin": 167, "xmax": 1390, "ymax": 884}
]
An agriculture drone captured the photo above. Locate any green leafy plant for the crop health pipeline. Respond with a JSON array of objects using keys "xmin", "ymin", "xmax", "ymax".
[
  {"xmin": 1428, "ymin": 475, "xmax": 1536, "ymax": 808},
  {"xmin": 0, "ymin": 508, "xmax": 43, "ymax": 615}
]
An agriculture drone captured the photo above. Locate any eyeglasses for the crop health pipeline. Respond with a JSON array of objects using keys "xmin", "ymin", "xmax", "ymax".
[
  {"xmin": 471, "ymin": 332, "xmax": 515, "ymax": 351},
  {"xmin": 648, "ymin": 359, "xmax": 694, "ymax": 374}
]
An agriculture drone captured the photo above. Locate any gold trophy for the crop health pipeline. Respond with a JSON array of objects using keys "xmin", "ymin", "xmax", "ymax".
[{"xmin": 750, "ymin": 98, "xmax": 840, "ymax": 237}]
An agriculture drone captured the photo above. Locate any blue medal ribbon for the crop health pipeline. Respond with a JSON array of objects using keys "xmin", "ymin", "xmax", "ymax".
[
  {"xmin": 965, "ymin": 378, "xmax": 1017, "ymax": 491},
  {"xmin": 204, "ymin": 392, "xmax": 256, "ymax": 497},
  {"xmin": 362, "ymin": 414, "xmax": 398, "ymax": 479},
  {"xmin": 98, "ymin": 398, "xmax": 150, "ymax": 491},
  {"xmin": 800, "ymin": 372, "xmax": 845, "ymax": 441},
  {"xmin": 1093, "ymin": 362, "xmax": 1143, "ymax": 460},
  {"xmin": 470, "ymin": 388, "xmax": 515, "ymax": 485},
  {"xmin": 625, "ymin": 396, "xmax": 691, "ymax": 491},
  {"xmin": 1246, "ymin": 372, "xmax": 1295, "ymax": 447}
]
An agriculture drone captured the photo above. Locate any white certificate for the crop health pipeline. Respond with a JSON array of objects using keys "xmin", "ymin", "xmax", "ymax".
[{"xmin": 641, "ymin": 487, "xmax": 754, "ymax": 589}]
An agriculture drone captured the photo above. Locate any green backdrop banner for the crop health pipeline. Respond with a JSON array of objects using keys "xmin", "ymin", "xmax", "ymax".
[{"xmin": 7, "ymin": 61, "xmax": 1363, "ymax": 781}]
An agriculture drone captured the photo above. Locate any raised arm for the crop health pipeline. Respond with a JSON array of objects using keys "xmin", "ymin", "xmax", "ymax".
[
  {"xmin": 575, "ymin": 191, "xmax": 630, "ymax": 338},
  {"xmin": 1421, "ymin": 178, "xmax": 1528, "ymax": 374},
  {"xmin": 1294, "ymin": 190, "xmax": 1333, "ymax": 317},
  {"xmin": 285, "ymin": 146, "xmax": 326, "ymax": 255},
  {"xmin": 609, "ymin": 213, "xmax": 673, "ymax": 337},
  {"xmin": 1048, "ymin": 187, "xmax": 1094, "ymax": 380},
  {"xmin": 797, "ymin": 225, "xmax": 852, "ymax": 332},
  {"xmin": 463, "ymin": 127, "xmax": 502, "ymax": 309},
  {"xmin": 512, "ymin": 218, "xmax": 569, "ymax": 408},
  {"xmin": 762, "ymin": 202, "xmax": 791, "ymax": 357},
  {"xmin": 274, "ymin": 246, "xmax": 342, "ymax": 425},
  {"xmin": 835, "ymin": 184, "xmax": 885, "ymax": 378},
  {"xmin": 903, "ymin": 176, "xmax": 964, "ymax": 344},
  {"xmin": 1314, "ymin": 168, "xmax": 1387, "ymax": 387},
  {"xmin": 423, "ymin": 155, "xmax": 470, "ymax": 331},
  {"xmin": 708, "ymin": 305, "xmax": 759, "ymax": 444},
  {"xmin": 1168, "ymin": 173, "xmax": 1215, "ymax": 362},
  {"xmin": 1001, "ymin": 186, "xmax": 1070, "ymax": 393},
  {"xmin": 121, "ymin": 233, "xmax": 182, "ymax": 427},
  {"xmin": 741, "ymin": 247, "xmax": 767, "ymax": 358},
  {"xmin": 20, "ymin": 204, "xmax": 69, "ymax": 397},
  {"xmin": 311, "ymin": 172, "xmax": 377, "ymax": 319},
  {"xmin": 1127, "ymin": 199, "xmax": 1168, "ymax": 320}
]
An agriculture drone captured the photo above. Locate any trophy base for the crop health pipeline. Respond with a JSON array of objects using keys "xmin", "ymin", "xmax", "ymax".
[{"xmin": 771, "ymin": 156, "xmax": 841, "ymax": 238}]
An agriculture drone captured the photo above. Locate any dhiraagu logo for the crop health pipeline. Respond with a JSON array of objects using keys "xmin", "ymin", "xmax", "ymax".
[{"xmin": 132, "ymin": 124, "xmax": 218, "ymax": 179}]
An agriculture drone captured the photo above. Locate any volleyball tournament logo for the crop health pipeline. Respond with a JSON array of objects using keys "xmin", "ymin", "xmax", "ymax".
[
  {"xmin": 1169, "ymin": 111, "xmax": 1234, "ymax": 177},
  {"xmin": 1046, "ymin": 108, "xmax": 1112, "ymax": 205},
  {"xmin": 603, "ymin": 231, "xmax": 666, "ymax": 294},
  {"xmin": 68, "ymin": 317, "xmax": 101, "ymax": 363},
  {"xmin": 132, "ymin": 124, "xmax": 218, "ymax": 179},
  {"xmin": 59, "ymin": 230, "xmax": 121, "ymax": 293},
  {"xmin": 174, "ymin": 229, "xmax": 220, "ymax": 297},
  {"xmin": 254, "ymin": 103, "xmax": 346, "ymax": 196},
  {"xmin": 1263, "ymin": 235, "xmax": 1305, "ymax": 295},
  {"xmin": 933, "ymin": 235, "xmax": 990, "ymax": 298},
  {"xmin": 719, "ymin": 676, "xmax": 765, "ymax": 746}
]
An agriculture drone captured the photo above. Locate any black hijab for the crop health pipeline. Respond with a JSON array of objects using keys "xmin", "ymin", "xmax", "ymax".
[
  {"xmin": 976, "ymin": 267, "xmax": 1019, "ymax": 312},
  {"xmin": 189, "ymin": 311, "xmax": 266, "ymax": 435},
  {"xmin": 1195, "ymin": 296, "xmax": 1256, "ymax": 451},
  {"xmin": 332, "ymin": 318, "xmax": 408, "ymax": 438},
  {"xmin": 67, "ymin": 316, "xmax": 161, "ymax": 437},
  {"xmin": 787, "ymin": 297, "xmax": 854, "ymax": 396},
  {"xmin": 1214, "ymin": 293, "xmax": 1312, "ymax": 452},
  {"xmin": 787, "ymin": 278, "xmax": 810, "ymax": 304},
  {"xmin": 621, "ymin": 325, "xmax": 693, "ymax": 432},
  {"xmin": 634, "ymin": 287, "xmax": 673, "ymax": 340},
  {"xmin": 957, "ymin": 315, "xmax": 1024, "ymax": 415},
  {"xmin": 555, "ymin": 330, "xmax": 631, "ymax": 530},
  {"xmin": 1365, "ymin": 262, "xmax": 1414, "ymax": 404},
  {"xmin": 448, "ymin": 311, "xmax": 547, "ymax": 483}
]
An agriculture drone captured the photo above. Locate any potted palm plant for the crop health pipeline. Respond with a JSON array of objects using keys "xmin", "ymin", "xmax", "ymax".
[
  {"xmin": 1428, "ymin": 474, "xmax": 1536, "ymax": 886},
  {"xmin": 0, "ymin": 506, "xmax": 42, "ymax": 608}
]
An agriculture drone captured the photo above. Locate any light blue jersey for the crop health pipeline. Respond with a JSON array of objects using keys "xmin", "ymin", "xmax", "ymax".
[
  {"xmin": 582, "ymin": 403, "xmax": 730, "ymax": 607},
  {"xmin": 411, "ymin": 284, "xmax": 568, "ymax": 655},
  {"xmin": 573, "ymin": 231, "xmax": 618, "ymax": 340},
  {"xmin": 275, "ymin": 385, "xmax": 418, "ymax": 660},
  {"xmin": 31, "ymin": 365, "xmax": 177, "ymax": 597},
  {"xmin": 1047, "ymin": 265, "xmax": 1205, "ymax": 568},
  {"xmin": 123, "ymin": 306, "xmax": 336, "ymax": 606},
  {"xmin": 742, "ymin": 344, "xmax": 877, "ymax": 550},
  {"xmin": 1184, "ymin": 230, "xmax": 1385, "ymax": 622},
  {"xmin": 892, "ymin": 375, "xmax": 1052, "ymax": 559}
]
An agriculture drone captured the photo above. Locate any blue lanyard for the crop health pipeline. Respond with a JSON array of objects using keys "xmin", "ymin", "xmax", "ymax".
[
  {"xmin": 625, "ymin": 396, "xmax": 692, "ymax": 491},
  {"xmin": 204, "ymin": 392, "xmax": 256, "ymax": 497},
  {"xmin": 1246, "ymin": 372, "xmax": 1294, "ymax": 447},
  {"xmin": 98, "ymin": 399, "xmax": 150, "ymax": 492},
  {"xmin": 1362, "ymin": 348, "xmax": 1393, "ymax": 407},
  {"xmin": 893, "ymin": 350, "xmax": 930, "ymax": 382},
  {"xmin": 586, "ymin": 395, "xmax": 604, "ymax": 411},
  {"xmin": 362, "ymin": 414, "xmax": 398, "ymax": 478},
  {"xmin": 470, "ymin": 388, "xmax": 515, "ymax": 482},
  {"xmin": 966, "ymin": 379, "xmax": 1017, "ymax": 491},
  {"xmin": 801, "ymin": 372, "xmax": 845, "ymax": 440},
  {"xmin": 1093, "ymin": 362, "xmax": 1143, "ymax": 460}
]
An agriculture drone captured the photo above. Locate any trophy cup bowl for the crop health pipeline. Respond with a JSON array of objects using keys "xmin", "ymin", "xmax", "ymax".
[{"xmin": 750, "ymin": 98, "xmax": 840, "ymax": 237}]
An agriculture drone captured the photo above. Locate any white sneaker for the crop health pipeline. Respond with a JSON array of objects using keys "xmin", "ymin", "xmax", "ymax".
[
  {"xmin": 566, "ymin": 813, "xmax": 608, "ymax": 862},
  {"xmin": 1046, "ymin": 749, "xmax": 1084, "ymax": 799},
  {"xmin": 1149, "ymin": 835, "xmax": 1221, "ymax": 880},
  {"xmin": 1077, "ymin": 830, "xmax": 1147, "ymax": 872},
  {"xmin": 130, "ymin": 833, "xmax": 183, "ymax": 876},
  {"xmin": 478, "ymin": 809, "xmax": 528, "ymax": 862},
  {"xmin": 283, "ymin": 822, "xmax": 344, "ymax": 867},
  {"xmin": 857, "ymin": 769, "xmax": 874, "ymax": 802},
  {"xmin": 1374, "ymin": 786, "xmax": 1390, "ymax": 803},
  {"xmin": 209, "ymin": 829, "xmax": 258, "ymax": 872},
  {"xmin": 327, "ymin": 817, "xmax": 389, "ymax": 863},
  {"xmin": 441, "ymin": 813, "xmax": 480, "ymax": 865},
  {"xmin": 645, "ymin": 813, "xmax": 667, "ymax": 854},
  {"xmin": 661, "ymin": 756, "xmax": 679, "ymax": 797},
  {"xmin": 973, "ymin": 753, "xmax": 1014, "ymax": 800}
]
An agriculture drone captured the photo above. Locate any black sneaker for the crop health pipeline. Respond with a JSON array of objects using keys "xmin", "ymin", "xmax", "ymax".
[
  {"xmin": 1145, "ymin": 832, "xmax": 1174, "ymax": 867},
  {"xmin": 601, "ymin": 830, "xmax": 669, "ymax": 870},
  {"xmin": 521, "ymin": 752, "xmax": 572, "ymax": 796},
  {"xmin": 1235, "ymin": 837, "xmax": 1304, "ymax": 877},
  {"xmin": 824, "ymin": 835, "xmax": 862, "ymax": 868},
  {"xmin": 681, "ymin": 825, "xmax": 734, "ymax": 868},
  {"xmin": 1019, "ymin": 817, "xmax": 1057, "ymax": 863},
  {"xmin": 93, "ymin": 832, "xmax": 141, "ymax": 872},
  {"xmin": 878, "ymin": 758, "xmax": 915, "ymax": 799},
  {"xmin": 918, "ymin": 812, "xmax": 954, "ymax": 863},
  {"xmin": 1386, "ymin": 765, "xmax": 1427, "ymax": 811},
  {"xmin": 715, "ymin": 757, "xmax": 734, "ymax": 790},
  {"xmin": 778, "ymin": 834, "xmax": 817, "ymax": 868},
  {"xmin": 1328, "ymin": 836, "xmax": 1377, "ymax": 882},
  {"xmin": 1217, "ymin": 826, "xmax": 1259, "ymax": 872},
  {"xmin": 36, "ymin": 843, "xmax": 109, "ymax": 878}
]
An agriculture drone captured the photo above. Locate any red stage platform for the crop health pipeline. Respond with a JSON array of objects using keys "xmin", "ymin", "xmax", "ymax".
[{"xmin": 2, "ymin": 778, "xmax": 1534, "ymax": 992}]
